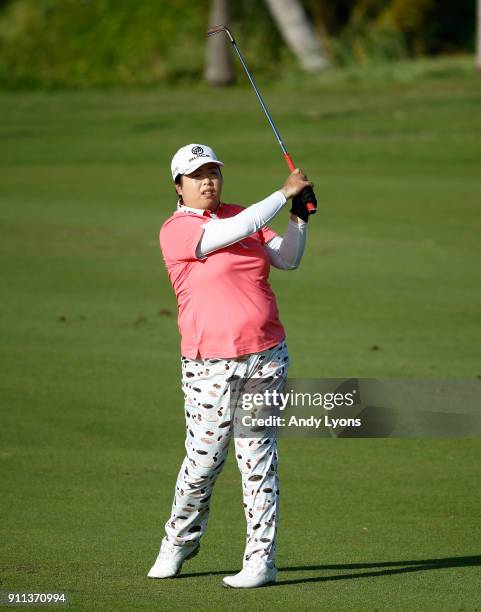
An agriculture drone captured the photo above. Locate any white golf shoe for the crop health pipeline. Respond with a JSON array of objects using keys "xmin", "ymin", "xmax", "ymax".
[
  {"xmin": 147, "ymin": 538, "xmax": 200, "ymax": 579},
  {"xmin": 222, "ymin": 558, "xmax": 277, "ymax": 588}
]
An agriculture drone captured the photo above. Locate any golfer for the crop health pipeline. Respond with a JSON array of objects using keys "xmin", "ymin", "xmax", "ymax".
[{"xmin": 148, "ymin": 144, "xmax": 314, "ymax": 588}]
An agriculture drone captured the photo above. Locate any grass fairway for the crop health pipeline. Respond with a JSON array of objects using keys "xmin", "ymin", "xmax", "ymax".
[{"xmin": 1, "ymin": 60, "xmax": 481, "ymax": 610}]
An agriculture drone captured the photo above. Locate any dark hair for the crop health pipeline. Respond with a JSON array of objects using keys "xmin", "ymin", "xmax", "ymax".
[{"xmin": 174, "ymin": 175, "xmax": 183, "ymax": 202}]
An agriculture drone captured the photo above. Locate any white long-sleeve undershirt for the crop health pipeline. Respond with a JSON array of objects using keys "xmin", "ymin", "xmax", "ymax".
[
  {"xmin": 264, "ymin": 219, "xmax": 307, "ymax": 270},
  {"xmin": 191, "ymin": 191, "xmax": 307, "ymax": 270},
  {"xmin": 196, "ymin": 190, "xmax": 287, "ymax": 257}
]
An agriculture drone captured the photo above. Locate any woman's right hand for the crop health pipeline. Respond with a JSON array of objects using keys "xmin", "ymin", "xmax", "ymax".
[{"xmin": 280, "ymin": 168, "xmax": 313, "ymax": 200}]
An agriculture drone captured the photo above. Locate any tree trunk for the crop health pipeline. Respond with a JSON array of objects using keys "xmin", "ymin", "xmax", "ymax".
[
  {"xmin": 477, "ymin": 0, "xmax": 481, "ymax": 73},
  {"xmin": 264, "ymin": 0, "xmax": 329, "ymax": 72},
  {"xmin": 205, "ymin": 0, "xmax": 235, "ymax": 86}
]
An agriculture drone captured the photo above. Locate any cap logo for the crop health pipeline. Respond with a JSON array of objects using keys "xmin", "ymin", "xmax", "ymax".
[{"xmin": 191, "ymin": 146, "xmax": 204, "ymax": 155}]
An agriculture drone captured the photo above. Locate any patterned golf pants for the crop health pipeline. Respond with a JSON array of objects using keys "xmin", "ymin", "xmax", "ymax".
[{"xmin": 164, "ymin": 340, "xmax": 289, "ymax": 565}]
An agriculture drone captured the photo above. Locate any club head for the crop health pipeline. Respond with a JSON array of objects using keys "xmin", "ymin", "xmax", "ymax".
[{"xmin": 206, "ymin": 24, "xmax": 235, "ymax": 43}]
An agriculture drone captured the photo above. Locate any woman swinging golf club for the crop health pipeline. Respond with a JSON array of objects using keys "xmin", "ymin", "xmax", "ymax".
[{"xmin": 148, "ymin": 143, "xmax": 316, "ymax": 588}]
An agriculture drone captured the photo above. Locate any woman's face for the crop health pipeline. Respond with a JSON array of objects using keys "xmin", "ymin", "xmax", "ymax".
[{"xmin": 175, "ymin": 163, "xmax": 223, "ymax": 210}]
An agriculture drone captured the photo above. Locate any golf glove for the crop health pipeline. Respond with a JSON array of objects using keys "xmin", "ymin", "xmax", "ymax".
[{"xmin": 290, "ymin": 187, "xmax": 317, "ymax": 223}]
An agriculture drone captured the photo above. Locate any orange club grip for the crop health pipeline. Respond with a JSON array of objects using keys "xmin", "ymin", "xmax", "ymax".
[
  {"xmin": 283, "ymin": 153, "xmax": 316, "ymax": 215},
  {"xmin": 283, "ymin": 152, "xmax": 296, "ymax": 172}
]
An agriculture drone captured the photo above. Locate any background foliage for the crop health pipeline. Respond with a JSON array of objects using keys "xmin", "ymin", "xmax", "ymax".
[{"xmin": 0, "ymin": 0, "xmax": 477, "ymax": 88}]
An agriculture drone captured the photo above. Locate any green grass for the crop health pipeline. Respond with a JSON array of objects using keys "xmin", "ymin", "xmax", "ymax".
[{"xmin": 1, "ymin": 58, "xmax": 480, "ymax": 610}]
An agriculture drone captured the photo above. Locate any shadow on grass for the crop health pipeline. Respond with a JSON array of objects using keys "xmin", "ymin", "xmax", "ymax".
[
  {"xmin": 276, "ymin": 554, "xmax": 481, "ymax": 586},
  {"xmin": 179, "ymin": 554, "xmax": 481, "ymax": 585}
]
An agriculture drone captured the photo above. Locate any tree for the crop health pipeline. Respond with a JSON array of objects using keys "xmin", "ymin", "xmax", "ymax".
[
  {"xmin": 205, "ymin": 0, "xmax": 235, "ymax": 86},
  {"xmin": 263, "ymin": 0, "xmax": 329, "ymax": 71}
]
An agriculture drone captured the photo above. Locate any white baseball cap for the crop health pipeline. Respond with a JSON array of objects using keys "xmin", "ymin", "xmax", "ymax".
[{"xmin": 171, "ymin": 144, "xmax": 224, "ymax": 181}]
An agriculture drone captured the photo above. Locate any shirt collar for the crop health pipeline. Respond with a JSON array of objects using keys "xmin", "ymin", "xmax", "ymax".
[{"xmin": 176, "ymin": 200, "xmax": 222, "ymax": 218}]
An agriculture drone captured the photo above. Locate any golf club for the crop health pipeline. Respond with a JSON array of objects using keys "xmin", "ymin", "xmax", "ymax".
[{"xmin": 207, "ymin": 24, "xmax": 317, "ymax": 215}]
